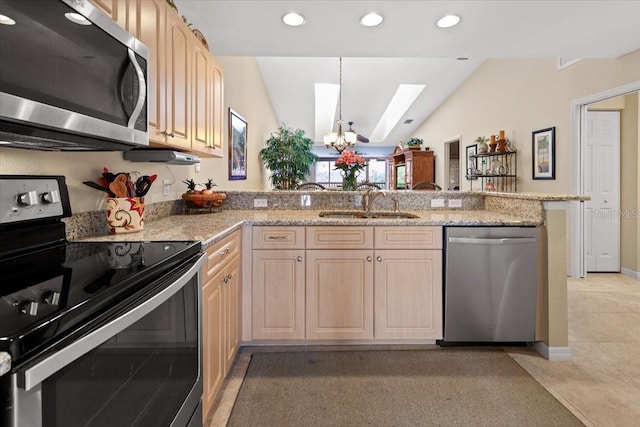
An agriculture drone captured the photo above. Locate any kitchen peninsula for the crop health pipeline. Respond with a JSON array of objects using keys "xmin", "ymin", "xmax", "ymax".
[{"xmin": 73, "ymin": 189, "xmax": 583, "ymax": 355}]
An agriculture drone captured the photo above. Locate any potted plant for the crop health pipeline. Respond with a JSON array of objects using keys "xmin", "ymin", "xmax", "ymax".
[
  {"xmin": 260, "ymin": 125, "xmax": 318, "ymax": 190},
  {"xmin": 475, "ymin": 136, "xmax": 489, "ymax": 154},
  {"xmin": 405, "ymin": 137, "xmax": 424, "ymax": 150}
]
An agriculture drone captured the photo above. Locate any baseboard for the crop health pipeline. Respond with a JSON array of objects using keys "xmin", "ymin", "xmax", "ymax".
[
  {"xmin": 534, "ymin": 342, "xmax": 572, "ymax": 360},
  {"xmin": 621, "ymin": 268, "xmax": 640, "ymax": 280}
]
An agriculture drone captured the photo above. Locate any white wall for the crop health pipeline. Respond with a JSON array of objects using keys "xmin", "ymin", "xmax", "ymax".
[{"xmin": 412, "ymin": 49, "xmax": 640, "ymax": 193}]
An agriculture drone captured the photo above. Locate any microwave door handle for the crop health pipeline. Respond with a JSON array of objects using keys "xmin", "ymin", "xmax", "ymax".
[
  {"xmin": 127, "ymin": 48, "xmax": 146, "ymax": 128},
  {"xmin": 18, "ymin": 254, "xmax": 205, "ymax": 391}
]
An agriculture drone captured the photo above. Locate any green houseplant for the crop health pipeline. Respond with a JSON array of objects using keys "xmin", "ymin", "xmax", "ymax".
[
  {"xmin": 260, "ymin": 125, "xmax": 318, "ymax": 190},
  {"xmin": 405, "ymin": 137, "xmax": 424, "ymax": 148}
]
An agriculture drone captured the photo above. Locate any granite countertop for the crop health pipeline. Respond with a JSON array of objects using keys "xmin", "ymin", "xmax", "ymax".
[{"xmin": 77, "ymin": 209, "xmax": 540, "ymax": 249}]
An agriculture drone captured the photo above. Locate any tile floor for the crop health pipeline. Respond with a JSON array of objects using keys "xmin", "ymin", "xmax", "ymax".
[{"xmin": 207, "ymin": 273, "xmax": 640, "ymax": 427}]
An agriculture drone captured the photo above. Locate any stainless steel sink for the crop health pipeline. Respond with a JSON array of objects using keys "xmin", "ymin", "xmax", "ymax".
[{"xmin": 318, "ymin": 210, "xmax": 419, "ymax": 219}]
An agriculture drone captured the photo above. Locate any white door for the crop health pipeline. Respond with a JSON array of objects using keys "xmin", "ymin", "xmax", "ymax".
[{"xmin": 585, "ymin": 110, "xmax": 620, "ymax": 272}]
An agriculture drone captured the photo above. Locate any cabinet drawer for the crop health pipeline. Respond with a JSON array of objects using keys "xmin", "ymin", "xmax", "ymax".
[
  {"xmin": 306, "ymin": 226, "xmax": 374, "ymax": 249},
  {"xmin": 374, "ymin": 226, "xmax": 442, "ymax": 249},
  {"xmin": 252, "ymin": 226, "xmax": 305, "ymax": 249},
  {"xmin": 203, "ymin": 230, "xmax": 241, "ymax": 282}
]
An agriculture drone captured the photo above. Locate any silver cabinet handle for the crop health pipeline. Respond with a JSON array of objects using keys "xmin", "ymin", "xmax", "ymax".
[
  {"xmin": 267, "ymin": 235, "xmax": 288, "ymax": 240},
  {"xmin": 366, "ymin": 256, "xmax": 372, "ymax": 262},
  {"xmin": 126, "ymin": 48, "xmax": 146, "ymax": 129},
  {"xmin": 161, "ymin": 130, "xmax": 175, "ymax": 137},
  {"xmin": 18, "ymin": 254, "xmax": 205, "ymax": 391},
  {"xmin": 376, "ymin": 256, "xmax": 382, "ymax": 262},
  {"xmin": 297, "ymin": 256, "xmax": 303, "ymax": 262}
]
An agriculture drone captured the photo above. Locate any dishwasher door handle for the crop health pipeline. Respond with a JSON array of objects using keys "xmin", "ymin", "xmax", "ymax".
[{"xmin": 448, "ymin": 237, "xmax": 537, "ymax": 245}]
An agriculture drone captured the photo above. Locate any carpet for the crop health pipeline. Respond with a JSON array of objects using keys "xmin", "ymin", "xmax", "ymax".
[{"xmin": 227, "ymin": 349, "xmax": 583, "ymax": 426}]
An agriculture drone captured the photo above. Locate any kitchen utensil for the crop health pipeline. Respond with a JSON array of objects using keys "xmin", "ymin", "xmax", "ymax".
[
  {"xmin": 102, "ymin": 172, "xmax": 117, "ymax": 183},
  {"xmin": 135, "ymin": 176, "xmax": 153, "ymax": 197},
  {"xmin": 83, "ymin": 181, "xmax": 115, "ymax": 196},
  {"xmin": 109, "ymin": 180, "xmax": 127, "ymax": 198}
]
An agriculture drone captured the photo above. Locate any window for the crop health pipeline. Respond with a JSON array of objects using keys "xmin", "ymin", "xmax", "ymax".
[{"xmin": 314, "ymin": 157, "xmax": 388, "ymax": 189}]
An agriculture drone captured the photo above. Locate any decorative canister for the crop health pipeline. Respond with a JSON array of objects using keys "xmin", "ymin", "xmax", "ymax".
[{"xmin": 106, "ymin": 197, "xmax": 144, "ymax": 234}]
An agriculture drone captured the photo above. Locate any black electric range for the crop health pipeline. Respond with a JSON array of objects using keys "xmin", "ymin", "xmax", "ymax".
[{"xmin": 0, "ymin": 175, "xmax": 201, "ymax": 372}]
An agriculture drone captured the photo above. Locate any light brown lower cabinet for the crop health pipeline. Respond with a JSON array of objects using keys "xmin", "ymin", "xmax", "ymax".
[
  {"xmin": 305, "ymin": 249, "xmax": 374, "ymax": 340},
  {"xmin": 252, "ymin": 250, "xmax": 305, "ymax": 340},
  {"xmin": 373, "ymin": 249, "xmax": 443, "ymax": 339},
  {"xmin": 249, "ymin": 225, "xmax": 443, "ymax": 343},
  {"xmin": 202, "ymin": 231, "xmax": 241, "ymax": 420}
]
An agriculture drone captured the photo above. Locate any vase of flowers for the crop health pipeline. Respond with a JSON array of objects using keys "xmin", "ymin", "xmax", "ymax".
[{"xmin": 334, "ymin": 150, "xmax": 366, "ymax": 191}]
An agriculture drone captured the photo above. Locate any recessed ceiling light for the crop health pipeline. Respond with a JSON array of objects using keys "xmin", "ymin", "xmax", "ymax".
[
  {"xmin": 436, "ymin": 14, "xmax": 461, "ymax": 28},
  {"xmin": 360, "ymin": 12, "xmax": 383, "ymax": 27},
  {"xmin": 0, "ymin": 14, "xmax": 16, "ymax": 25},
  {"xmin": 65, "ymin": 12, "xmax": 92, "ymax": 26},
  {"xmin": 282, "ymin": 12, "xmax": 306, "ymax": 27}
]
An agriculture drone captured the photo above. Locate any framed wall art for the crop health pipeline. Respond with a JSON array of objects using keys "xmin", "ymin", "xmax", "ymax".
[
  {"xmin": 532, "ymin": 127, "xmax": 555, "ymax": 180},
  {"xmin": 228, "ymin": 108, "xmax": 247, "ymax": 180}
]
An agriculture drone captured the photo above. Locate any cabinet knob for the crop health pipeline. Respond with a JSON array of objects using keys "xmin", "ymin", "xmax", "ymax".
[
  {"xmin": 297, "ymin": 256, "xmax": 303, "ymax": 262},
  {"xmin": 376, "ymin": 256, "xmax": 382, "ymax": 262},
  {"xmin": 366, "ymin": 256, "xmax": 372, "ymax": 262},
  {"xmin": 161, "ymin": 130, "xmax": 175, "ymax": 138}
]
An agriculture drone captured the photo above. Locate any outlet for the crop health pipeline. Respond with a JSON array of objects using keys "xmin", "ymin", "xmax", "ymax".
[
  {"xmin": 253, "ymin": 198, "xmax": 268, "ymax": 208},
  {"xmin": 194, "ymin": 162, "xmax": 201, "ymax": 173},
  {"xmin": 301, "ymin": 194, "xmax": 311, "ymax": 207},
  {"xmin": 430, "ymin": 198, "xmax": 445, "ymax": 208},
  {"xmin": 163, "ymin": 180, "xmax": 170, "ymax": 196},
  {"xmin": 448, "ymin": 199, "xmax": 463, "ymax": 208}
]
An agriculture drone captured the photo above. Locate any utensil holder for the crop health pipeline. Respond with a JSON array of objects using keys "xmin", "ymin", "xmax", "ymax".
[{"xmin": 106, "ymin": 197, "xmax": 144, "ymax": 234}]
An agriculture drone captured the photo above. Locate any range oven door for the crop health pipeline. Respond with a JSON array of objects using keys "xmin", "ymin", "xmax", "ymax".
[{"xmin": 6, "ymin": 254, "xmax": 205, "ymax": 427}]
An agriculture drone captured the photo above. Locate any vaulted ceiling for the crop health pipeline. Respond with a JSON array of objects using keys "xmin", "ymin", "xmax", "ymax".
[{"xmin": 177, "ymin": 1, "xmax": 640, "ymax": 146}]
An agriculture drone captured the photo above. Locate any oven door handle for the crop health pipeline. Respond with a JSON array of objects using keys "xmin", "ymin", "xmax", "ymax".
[{"xmin": 18, "ymin": 253, "xmax": 205, "ymax": 391}]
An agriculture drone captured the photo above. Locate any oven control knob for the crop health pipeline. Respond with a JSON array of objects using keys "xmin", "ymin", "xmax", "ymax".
[
  {"xmin": 42, "ymin": 291, "xmax": 61, "ymax": 306},
  {"xmin": 41, "ymin": 190, "xmax": 61, "ymax": 204},
  {"xmin": 18, "ymin": 191, "xmax": 38, "ymax": 206},
  {"xmin": 20, "ymin": 301, "xmax": 39, "ymax": 316}
]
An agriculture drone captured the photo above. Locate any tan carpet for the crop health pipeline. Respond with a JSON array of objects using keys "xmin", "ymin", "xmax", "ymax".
[{"xmin": 227, "ymin": 349, "xmax": 583, "ymax": 427}]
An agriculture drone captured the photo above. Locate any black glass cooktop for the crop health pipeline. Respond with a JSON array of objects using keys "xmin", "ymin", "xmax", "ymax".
[{"xmin": 0, "ymin": 240, "xmax": 200, "ymax": 364}]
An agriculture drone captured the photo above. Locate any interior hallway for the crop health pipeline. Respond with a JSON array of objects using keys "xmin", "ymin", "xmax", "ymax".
[{"xmin": 208, "ymin": 273, "xmax": 640, "ymax": 427}]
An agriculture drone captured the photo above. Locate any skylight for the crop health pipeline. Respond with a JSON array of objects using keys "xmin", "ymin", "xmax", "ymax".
[
  {"xmin": 369, "ymin": 84, "xmax": 425, "ymax": 142},
  {"xmin": 314, "ymin": 83, "xmax": 340, "ymax": 142}
]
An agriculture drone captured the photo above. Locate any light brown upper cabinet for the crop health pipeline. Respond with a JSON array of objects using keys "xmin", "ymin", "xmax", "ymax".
[{"xmin": 92, "ymin": 0, "xmax": 224, "ymax": 157}]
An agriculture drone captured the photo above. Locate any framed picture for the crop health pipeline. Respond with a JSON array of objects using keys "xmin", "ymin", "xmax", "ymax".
[
  {"xmin": 465, "ymin": 144, "xmax": 477, "ymax": 179},
  {"xmin": 532, "ymin": 127, "xmax": 555, "ymax": 180},
  {"xmin": 228, "ymin": 108, "xmax": 247, "ymax": 180}
]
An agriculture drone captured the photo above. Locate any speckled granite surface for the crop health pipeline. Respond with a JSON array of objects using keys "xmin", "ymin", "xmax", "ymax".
[
  {"xmin": 69, "ymin": 191, "xmax": 584, "ymax": 247},
  {"xmin": 76, "ymin": 209, "xmax": 541, "ymax": 249}
]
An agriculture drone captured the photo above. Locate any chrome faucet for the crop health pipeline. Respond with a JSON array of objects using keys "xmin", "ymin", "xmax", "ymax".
[{"xmin": 362, "ymin": 189, "xmax": 387, "ymax": 214}]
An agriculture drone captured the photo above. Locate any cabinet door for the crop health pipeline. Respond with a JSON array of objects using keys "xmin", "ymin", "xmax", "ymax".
[
  {"xmin": 202, "ymin": 272, "xmax": 223, "ymax": 420},
  {"xmin": 89, "ymin": 0, "xmax": 124, "ymax": 25},
  {"xmin": 306, "ymin": 250, "xmax": 374, "ymax": 340},
  {"xmin": 130, "ymin": 0, "xmax": 166, "ymax": 145},
  {"xmin": 223, "ymin": 255, "xmax": 241, "ymax": 372},
  {"xmin": 252, "ymin": 250, "xmax": 305, "ymax": 340},
  {"xmin": 164, "ymin": 8, "xmax": 191, "ymax": 149},
  {"xmin": 210, "ymin": 61, "xmax": 224, "ymax": 155},
  {"xmin": 374, "ymin": 250, "xmax": 443, "ymax": 339},
  {"xmin": 192, "ymin": 43, "xmax": 210, "ymax": 153}
]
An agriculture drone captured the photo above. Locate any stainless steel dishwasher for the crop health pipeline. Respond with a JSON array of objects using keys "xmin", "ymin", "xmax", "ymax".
[{"xmin": 443, "ymin": 227, "xmax": 539, "ymax": 343}]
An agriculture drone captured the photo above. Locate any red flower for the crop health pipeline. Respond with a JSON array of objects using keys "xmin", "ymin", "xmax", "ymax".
[{"xmin": 334, "ymin": 150, "xmax": 366, "ymax": 176}]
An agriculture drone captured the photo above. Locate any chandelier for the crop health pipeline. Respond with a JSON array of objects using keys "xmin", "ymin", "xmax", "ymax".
[{"xmin": 324, "ymin": 57, "xmax": 357, "ymax": 153}]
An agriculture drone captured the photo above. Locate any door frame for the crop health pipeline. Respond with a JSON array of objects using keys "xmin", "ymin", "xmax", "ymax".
[
  {"xmin": 443, "ymin": 135, "xmax": 461, "ymax": 191},
  {"xmin": 569, "ymin": 80, "xmax": 640, "ymax": 277}
]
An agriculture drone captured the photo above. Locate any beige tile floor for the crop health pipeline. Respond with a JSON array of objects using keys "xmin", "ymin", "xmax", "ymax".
[{"xmin": 207, "ymin": 273, "xmax": 640, "ymax": 427}]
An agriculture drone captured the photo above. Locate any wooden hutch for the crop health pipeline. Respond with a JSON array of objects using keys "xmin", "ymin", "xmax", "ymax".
[{"xmin": 390, "ymin": 146, "xmax": 436, "ymax": 190}]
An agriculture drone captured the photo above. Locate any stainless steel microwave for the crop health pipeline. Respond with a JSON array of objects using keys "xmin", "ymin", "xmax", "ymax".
[{"xmin": 0, "ymin": 0, "xmax": 149, "ymax": 151}]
